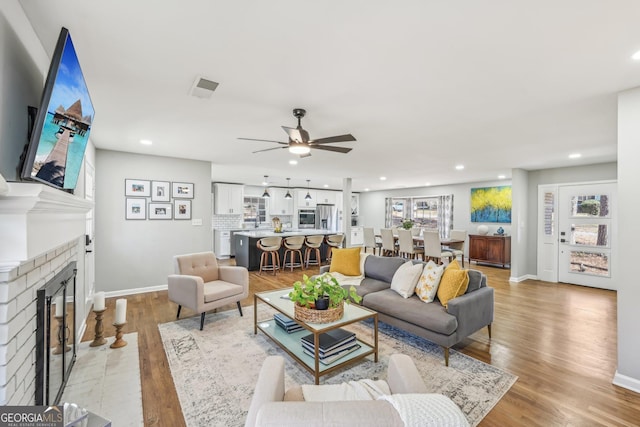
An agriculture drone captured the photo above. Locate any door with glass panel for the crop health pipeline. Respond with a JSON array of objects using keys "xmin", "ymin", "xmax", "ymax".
[{"xmin": 558, "ymin": 183, "xmax": 617, "ymax": 290}]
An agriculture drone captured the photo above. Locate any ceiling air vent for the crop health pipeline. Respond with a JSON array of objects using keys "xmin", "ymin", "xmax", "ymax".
[{"xmin": 190, "ymin": 76, "xmax": 219, "ymax": 98}]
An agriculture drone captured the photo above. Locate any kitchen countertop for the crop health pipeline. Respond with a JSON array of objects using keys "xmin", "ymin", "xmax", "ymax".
[{"xmin": 233, "ymin": 229, "xmax": 336, "ymax": 238}]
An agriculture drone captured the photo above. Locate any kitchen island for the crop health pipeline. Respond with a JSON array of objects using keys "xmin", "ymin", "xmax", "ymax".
[{"xmin": 234, "ymin": 229, "xmax": 335, "ymax": 271}]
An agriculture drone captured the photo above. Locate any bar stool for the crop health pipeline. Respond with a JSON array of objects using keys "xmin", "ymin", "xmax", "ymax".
[
  {"xmin": 257, "ymin": 236, "xmax": 282, "ymax": 275},
  {"xmin": 283, "ymin": 235, "xmax": 305, "ymax": 272},
  {"xmin": 304, "ymin": 235, "xmax": 324, "ymax": 268},
  {"xmin": 325, "ymin": 234, "xmax": 345, "ymax": 263}
]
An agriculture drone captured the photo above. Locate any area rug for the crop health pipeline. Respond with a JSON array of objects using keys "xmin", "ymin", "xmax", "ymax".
[{"xmin": 158, "ymin": 306, "xmax": 516, "ymax": 427}]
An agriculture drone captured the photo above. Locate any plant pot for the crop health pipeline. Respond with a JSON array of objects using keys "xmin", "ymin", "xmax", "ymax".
[
  {"xmin": 294, "ymin": 301, "xmax": 344, "ymax": 323},
  {"xmin": 314, "ymin": 296, "xmax": 329, "ymax": 310}
]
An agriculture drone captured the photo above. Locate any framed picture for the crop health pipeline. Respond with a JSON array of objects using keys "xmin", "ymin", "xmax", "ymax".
[
  {"xmin": 174, "ymin": 200, "xmax": 191, "ymax": 220},
  {"xmin": 125, "ymin": 179, "xmax": 151, "ymax": 197},
  {"xmin": 126, "ymin": 198, "xmax": 146, "ymax": 220},
  {"xmin": 149, "ymin": 203, "xmax": 172, "ymax": 220},
  {"xmin": 172, "ymin": 182, "xmax": 194, "ymax": 199},
  {"xmin": 151, "ymin": 181, "xmax": 171, "ymax": 202},
  {"xmin": 470, "ymin": 185, "xmax": 512, "ymax": 223}
]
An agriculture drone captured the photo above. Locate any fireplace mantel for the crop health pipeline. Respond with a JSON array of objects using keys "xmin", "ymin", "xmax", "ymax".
[{"xmin": 0, "ymin": 183, "xmax": 93, "ymax": 270}]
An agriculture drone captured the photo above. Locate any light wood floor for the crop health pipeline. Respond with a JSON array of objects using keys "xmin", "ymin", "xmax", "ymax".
[{"xmin": 81, "ymin": 259, "xmax": 640, "ymax": 426}]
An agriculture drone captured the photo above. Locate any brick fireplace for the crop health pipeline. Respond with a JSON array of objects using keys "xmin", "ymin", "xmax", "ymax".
[{"xmin": 0, "ymin": 183, "xmax": 91, "ymax": 405}]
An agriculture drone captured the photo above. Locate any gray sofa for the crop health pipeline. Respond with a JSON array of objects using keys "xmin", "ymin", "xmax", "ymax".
[{"xmin": 320, "ymin": 255, "xmax": 494, "ymax": 365}]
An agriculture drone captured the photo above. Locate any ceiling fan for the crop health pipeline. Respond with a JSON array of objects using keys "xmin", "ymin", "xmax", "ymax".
[{"xmin": 238, "ymin": 108, "xmax": 356, "ymax": 157}]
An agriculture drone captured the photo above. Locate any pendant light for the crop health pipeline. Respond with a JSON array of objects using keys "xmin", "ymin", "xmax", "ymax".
[
  {"xmin": 305, "ymin": 179, "xmax": 312, "ymax": 200},
  {"xmin": 284, "ymin": 178, "xmax": 292, "ymax": 199},
  {"xmin": 262, "ymin": 175, "xmax": 270, "ymax": 198}
]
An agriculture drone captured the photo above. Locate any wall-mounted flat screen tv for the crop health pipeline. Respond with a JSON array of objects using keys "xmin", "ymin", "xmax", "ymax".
[{"xmin": 21, "ymin": 27, "xmax": 94, "ymax": 191}]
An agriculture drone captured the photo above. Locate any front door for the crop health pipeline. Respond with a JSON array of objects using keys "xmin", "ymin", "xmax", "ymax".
[{"xmin": 557, "ymin": 183, "xmax": 617, "ymax": 290}]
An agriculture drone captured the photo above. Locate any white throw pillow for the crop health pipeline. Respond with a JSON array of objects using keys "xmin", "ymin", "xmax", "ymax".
[
  {"xmin": 415, "ymin": 260, "xmax": 445, "ymax": 303},
  {"xmin": 390, "ymin": 261, "xmax": 424, "ymax": 298}
]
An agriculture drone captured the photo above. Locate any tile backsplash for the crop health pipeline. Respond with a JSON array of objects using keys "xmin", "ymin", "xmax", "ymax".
[{"xmin": 212, "ymin": 214, "xmax": 243, "ymax": 229}]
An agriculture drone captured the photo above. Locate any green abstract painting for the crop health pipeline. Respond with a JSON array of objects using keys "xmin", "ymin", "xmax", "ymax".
[{"xmin": 471, "ymin": 186, "xmax": 512, "ymax": 223}]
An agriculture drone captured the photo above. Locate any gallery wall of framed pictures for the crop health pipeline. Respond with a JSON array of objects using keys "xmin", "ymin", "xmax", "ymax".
[{"xmin": 124, "ymin": 179, "xmax": 194, "ymax": 220}]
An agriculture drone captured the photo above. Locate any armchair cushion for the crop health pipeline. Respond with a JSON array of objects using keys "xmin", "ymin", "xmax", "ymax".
[
  {"xmin": 203, "ymin": 281, "xmax": 245, "ymax": 303},
  {"xmin": 175, "ymin": 251, "xmax": 219, "ymax": 282}
]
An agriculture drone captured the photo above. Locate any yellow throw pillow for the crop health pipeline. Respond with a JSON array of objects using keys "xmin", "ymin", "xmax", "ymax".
[
  {"xmin": 329, "ymin": 247, "xmax": 362, "ymax": 276},
  {"xmin": 437, "ymin": 261, "xmax": 469, "ymax": 308}
]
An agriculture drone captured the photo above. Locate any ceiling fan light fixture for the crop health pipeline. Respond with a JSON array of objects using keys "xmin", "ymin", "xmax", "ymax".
[{"xmin": 289, "ymin": 144, "xmax": 311, "ymax": 155}]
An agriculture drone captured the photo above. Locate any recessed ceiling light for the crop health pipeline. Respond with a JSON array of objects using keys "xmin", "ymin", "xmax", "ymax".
[
  {"xmin": 322, "ymin": 184, "xmax": 328, "ymax": 188},
  {"xmin": 455, "ymin": 165, "xmax": 464, "ymax": 170},
  {"xmin": 424, "ymin": 182, "xmax": 431, "ymax": 186},
  {"xmin": 140, "ymin": 139, "xmax": 153, "ymax": 145},
  {"xmin": 632, "ymin": 50, "xmax": 640, "ymax": 60},
  {"xmin": 569, "ymin": 153, "xmax": 581, "ymax": 159},
  {"xmin": 289, "ymin": 160, "xmax": 298, "ymax": 165},
  {"xmin": 498, "ymin": 175, "xmax": 506, "ymax": 179},
  {"xmin": 380, "ymin": 176, "xmax": 387, "ymax": 181},
  {"xmin": 364, "ymin": 188, "xmax": 370, "ymax": 192}
]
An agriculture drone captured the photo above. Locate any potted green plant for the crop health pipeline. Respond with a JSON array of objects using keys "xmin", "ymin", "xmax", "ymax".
[
  {"xmin": 289, "ymin": 274, "xmax": 361, "ymax": 314},
  {"xmin": 401, "ymin": 218, "xmax": 415, "ymax": 230}
]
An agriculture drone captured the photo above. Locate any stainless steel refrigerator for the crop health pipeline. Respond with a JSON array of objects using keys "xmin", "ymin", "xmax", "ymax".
[{"xmin": 315, "ymin": 204, "xmax": 338, "ymax": 231}]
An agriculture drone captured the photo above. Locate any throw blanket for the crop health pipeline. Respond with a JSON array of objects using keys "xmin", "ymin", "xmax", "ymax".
[
  {"xmin": 378, "ymin": 394, "xmax": 470, "ymax": 427},
  {"xmin": 302, "ymin": 379, "xmax": 390, "ymax": 402},
  {"xmin": 322, "ymin": 271, "xmax": 364, "ymax": 287}
]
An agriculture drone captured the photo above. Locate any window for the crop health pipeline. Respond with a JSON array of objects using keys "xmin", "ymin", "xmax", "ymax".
[
  {"xmin": 386, "ymin": 195, "xmax": 453, "ymax": 235},
  {"xmin": 243, "ymin": 196, "xmax": 266, "ymax": 224}
]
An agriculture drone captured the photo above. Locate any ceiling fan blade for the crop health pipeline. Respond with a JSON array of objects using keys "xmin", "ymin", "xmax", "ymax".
[
  {"xmin": 310, "ymin": 134, "xmax": 356, "ymax": 144},
  {"xmin": 282, "ymin": 126, "xmax": 310, "ymax": 143},
  {"xmin": 252, "ymin": 146, "xmax": 288, "ymax": 154},
  {"xmin": 311, "ymin": 145, "xmax": 352, "ymax": 154},
  {"xmin": 238, "ymin": 137, "xmax": 288, "ymax": 146}
]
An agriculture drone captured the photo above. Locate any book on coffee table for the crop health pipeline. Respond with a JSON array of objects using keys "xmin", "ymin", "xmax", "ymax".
[
  {"xmin": 274, "ymin": 313, "xmax": 303, "ymax": 333},
  {"xmin": 301, "ymin": 335, "xmax": 357, "ymax": 357},
  {"xmin": 303, "ymin": 343, "xmax": 362, "ymax": 365},
  {"xmin": 300, "ymin": 328, "xmax": 356, "ymax": 352}
]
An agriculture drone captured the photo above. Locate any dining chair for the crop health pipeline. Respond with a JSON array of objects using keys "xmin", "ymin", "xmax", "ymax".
[
  {"xmin": 423, "ymin": 231, "xmax": 453, "ymax": 264},
  {"xmin": 363, "ymin": 227, "xmax": 382, "ymax": 255},
  {"xmin": 447, "ymin": 229, "xmax": 467, "ymax": 267},
  {"xmin": 380, "ymin": 228, "xmax": 397, "ymax": 257},
  {"xmin": 398, "ymin": 228, "xmax": 424, "ymax": 261}
]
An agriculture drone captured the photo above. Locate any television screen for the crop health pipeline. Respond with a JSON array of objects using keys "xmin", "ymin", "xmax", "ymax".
[{"xmin": 21, "ymin": 27, "xmax": 94, "ymax": 191}]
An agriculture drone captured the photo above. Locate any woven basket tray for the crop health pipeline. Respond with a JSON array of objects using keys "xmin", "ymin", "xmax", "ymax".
[{"xmin": 294, "ymin": 301, "xmax": 344, "ymax": 324}]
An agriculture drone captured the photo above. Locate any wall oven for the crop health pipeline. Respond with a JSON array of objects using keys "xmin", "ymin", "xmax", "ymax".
[{"xmin": 298, "ymin": 209, "xmax": 316, "ymax": 229}]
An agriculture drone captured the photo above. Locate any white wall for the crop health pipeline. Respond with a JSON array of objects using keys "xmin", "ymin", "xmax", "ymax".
[
  {"xmin": 95, "ymin": 150, "xmax": 212, "ymax": 293},
  {"xmin": 615, "ymin": 88, "xmax": 640, "ymax": 391}
]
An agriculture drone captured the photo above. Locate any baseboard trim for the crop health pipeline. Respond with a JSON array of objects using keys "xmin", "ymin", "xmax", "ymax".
[
  {"xmin": 613, "ymin": 371, "xmax": 640, "ymax": 394},
  {"xmin": 509, "ymin": 274, "xmax": 537, "ymax": 283},
  {"xmin": 104, "ymin": 284, "xmax": 168, "ymax": 298}
]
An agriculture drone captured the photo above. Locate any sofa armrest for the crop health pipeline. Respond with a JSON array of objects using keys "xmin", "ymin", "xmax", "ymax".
[
  {"xmin": 387, "ymin": 354, "xmax": 428, "ymax": 394},
  {"xmin": 446, "ymin": 286, "xmax": 494, "ymax": 339},
  {"xmin": 219, "ymin": 265, "xmax": 249, "ymax": 289},
  {"xmin": 319, "ymin": 265, "xmax": 330, "ymax": 274},
  {"xmin": 245, "ymin": 356, "xmax": 285, "ymax": 427},
  {"xmin": 167, "ymin": 274, "xmax": 204, "ymax": 310}
]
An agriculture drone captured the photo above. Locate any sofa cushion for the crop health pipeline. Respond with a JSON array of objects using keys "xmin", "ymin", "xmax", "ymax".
[
  {"xmin": 415, "ymin": 261, "xmax": 445, "ymax": 303},
  {"xmin": 348, "ymin": 278, "xmax": 392, "ymax": 301},
  {"xmin": 363, "ymin": 289, "xmax": 458, "ymax": 335},
  {"xmin": 465, "ymin": 269, "xmax": 484, "ymax": 293},
  {"xmin": 437, "ymin": 261, "xmax": 469, "ymax": 308},
  {"xmin": 390, "ymin": 261, "xmax": 423, "ymax": 298},
  {"xmin": 330, "ymin": 247, "xmax": 363, "ymax": 276},
  {"xmin": 364, "ymin": 256, "xmax": 406, "ymax": 283}
]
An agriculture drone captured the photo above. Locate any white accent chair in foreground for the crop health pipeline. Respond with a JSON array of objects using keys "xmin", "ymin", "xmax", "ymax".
[
  {"xmin": 245, "ymin": 354, "xmax": 469, "ymax": 427},
  {"xmin": 168, "ymin": 251, "xmax": 248, "ymax": 330}
]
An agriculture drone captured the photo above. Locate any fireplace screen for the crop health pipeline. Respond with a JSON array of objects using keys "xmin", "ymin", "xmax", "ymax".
[{"xmin": 36, "ymin": 261, "xmax": 77, "ymax": 405}]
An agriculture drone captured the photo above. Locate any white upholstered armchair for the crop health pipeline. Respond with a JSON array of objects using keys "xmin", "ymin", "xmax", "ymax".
[{"xmin": 168, "ymin": 251, "xmax": 249, "ymax": 330}]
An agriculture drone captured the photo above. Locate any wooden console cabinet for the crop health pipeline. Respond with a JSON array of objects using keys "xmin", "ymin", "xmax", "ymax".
[{"xmin": 469, "ymin": 234, "xmax": 511, "ymax": 268}]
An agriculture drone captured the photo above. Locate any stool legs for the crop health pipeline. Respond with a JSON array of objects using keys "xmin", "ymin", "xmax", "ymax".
[
  {"xmin": 284, "ymin": 248, "xmax": 304, "ymax": 271},
  {"xmin": 259, "ymin": 250, "xmax": 280, "ymax": 275},
  {"xmin": 305, "ymin": 247, "xmax": 321, "ymax": 269}
]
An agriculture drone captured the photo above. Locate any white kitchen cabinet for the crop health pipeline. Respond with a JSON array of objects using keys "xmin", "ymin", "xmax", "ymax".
[
  {"xmin": 268, "ymin": 188, "xmax": 294, "ymax": 215},
  {"xmin": 316, "ymin": 190, "xmax": 336, "ymax": 205},
  {"xmin": 214, "ymin": 230, "xmax": 231, "ymax": 258},
  {"xmin": 214, "ymin": 183, "xmax": 244, "ymax": 214},
  {"xmin": 350, "ymin": 226, "xmax": 364, "ymax": 246},
  {"xmin": 297, "ymin": 189, "xmax": 317, "ymax": 208}
]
